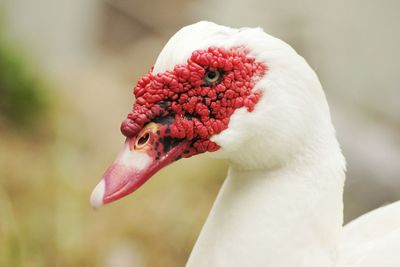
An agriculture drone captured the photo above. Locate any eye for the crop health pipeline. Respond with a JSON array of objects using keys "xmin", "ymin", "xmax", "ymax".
[
  {"xmin": 203, "ymin": 69, "xmax": 222, "ymax": 85},
  {"xmin": 135, "ymin": 132, "xmax": 151, "ymax": 149}
]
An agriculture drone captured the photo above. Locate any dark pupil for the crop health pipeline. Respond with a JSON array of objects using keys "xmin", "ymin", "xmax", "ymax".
[
  {"xmin": 138, "ymin": 133, "xmax": 150, "ymax": 145},
  {"xmin": 207, "ymin": 71, "xmax": 217, "ymax": 79}
]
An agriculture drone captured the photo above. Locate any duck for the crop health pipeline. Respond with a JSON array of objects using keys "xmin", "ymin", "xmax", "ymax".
[{"xmin": 90, "ymin": 21, "xmax": 400, "ymax": 267}]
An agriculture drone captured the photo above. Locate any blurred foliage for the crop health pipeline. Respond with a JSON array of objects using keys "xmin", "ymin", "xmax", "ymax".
[
  {"xmin": 0, "ymin": 34, "xmax": 48, "ymax": 130},
  {"xmin": 0, "ymin": 16, "xmax": 55, "ymax": 267}
]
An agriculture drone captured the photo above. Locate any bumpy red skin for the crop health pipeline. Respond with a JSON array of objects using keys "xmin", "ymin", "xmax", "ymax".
[{"xmin": 121, "ymin": 47, "xmax": 266, "ymax": 157}]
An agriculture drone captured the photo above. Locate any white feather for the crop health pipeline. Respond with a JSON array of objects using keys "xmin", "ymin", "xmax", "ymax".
[
  {"xmin": 152, "ymin": 21, "xmax": 400, "ymax": 267},
  {"xmin": 337, "ymin": 201, "xmax": 400, "ymax": 267}
]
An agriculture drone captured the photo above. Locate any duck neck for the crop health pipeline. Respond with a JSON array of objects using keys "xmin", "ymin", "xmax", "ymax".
[{"xmin": 187, "ymin": 145, "xmax": 345, "ymax": 267}]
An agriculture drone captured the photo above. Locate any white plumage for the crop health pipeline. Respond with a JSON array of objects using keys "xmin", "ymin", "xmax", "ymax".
[
  {"xmin": 153, "ymin": 21, "xmax": 400, "ymax": 267},
  {"xmin": 91, "ymin": 21, "xmax": 400, "ymax": 266}
]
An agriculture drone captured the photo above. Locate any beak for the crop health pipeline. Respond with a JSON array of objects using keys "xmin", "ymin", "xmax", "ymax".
[{"xmin": 90, "ymin": 122, "xmax": 191, "ymax": 208}]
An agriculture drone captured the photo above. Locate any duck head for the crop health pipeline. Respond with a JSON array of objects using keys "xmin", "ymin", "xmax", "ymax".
[{"xmin": 90, "ymin": 21, "xmax": 333, "ymax": 208}]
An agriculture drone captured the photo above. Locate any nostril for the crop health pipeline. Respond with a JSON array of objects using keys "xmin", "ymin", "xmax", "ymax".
[{"xmin": 136, "ymin": 132, "xmax": 150, "ymax": 147}]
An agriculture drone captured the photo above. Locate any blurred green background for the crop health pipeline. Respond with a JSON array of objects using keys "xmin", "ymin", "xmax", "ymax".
[{"xmin": 0, "ymin": 0, "xmax": 399, "ymax": 266}]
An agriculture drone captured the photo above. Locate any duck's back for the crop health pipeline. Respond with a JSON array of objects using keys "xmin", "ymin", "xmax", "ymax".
[{"xmin": 337, "ymin": 200, "xmax": 400, "ymax": 267}]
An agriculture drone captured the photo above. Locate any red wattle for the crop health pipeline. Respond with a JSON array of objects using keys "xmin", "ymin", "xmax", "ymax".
[{"xmin": 121, "ymin": 47, "xmax": 266, "ymax": 157}]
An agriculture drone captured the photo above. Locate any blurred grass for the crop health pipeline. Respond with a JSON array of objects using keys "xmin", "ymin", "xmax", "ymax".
[{"xmin": 0, "ymin": 19, "xmax": 55, "ymax": 266}]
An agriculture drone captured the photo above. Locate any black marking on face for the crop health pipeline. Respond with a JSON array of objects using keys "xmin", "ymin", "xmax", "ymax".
[
  {"xmin": 160, "ymin": 136, "xmax": 181, "ymax": 153},
  {"xmin": 152, "ymin": 115, "xmax": 174, "ymax": 125},
  {"xmin": 158, "ymin": 101, "xmax": 169, "ymax": 109}
]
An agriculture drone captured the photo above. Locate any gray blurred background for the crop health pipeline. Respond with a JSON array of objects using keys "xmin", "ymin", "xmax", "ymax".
[{"xmin": 1, "ymin": 0, "xmax": 399, "ymax": 266}]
